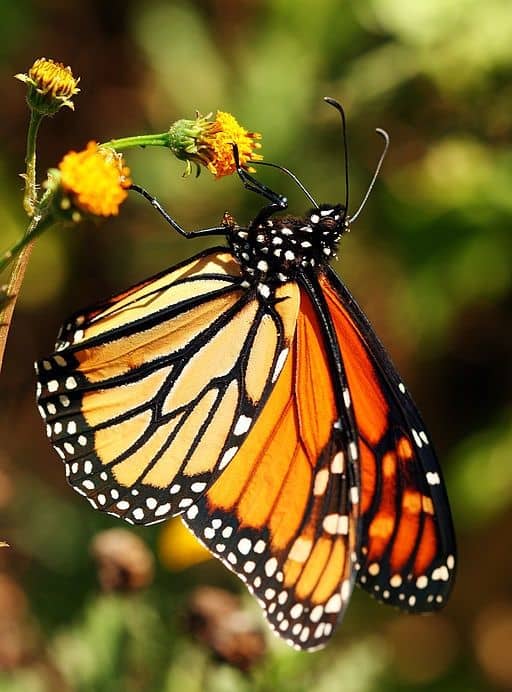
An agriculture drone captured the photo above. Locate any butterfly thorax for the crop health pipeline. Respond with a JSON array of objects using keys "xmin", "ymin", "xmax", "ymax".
[{"xmin": 227, "ymin": 203, "xmax": 347, "ymax": 297}]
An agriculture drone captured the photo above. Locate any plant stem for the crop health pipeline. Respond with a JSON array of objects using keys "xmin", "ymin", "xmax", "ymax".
[
  {"xmin": 103, "ymin": 133, "xmax": 170, "ymax": 150},
  {"xmin": 0, "ymin": 107, "xmax": 47, "ymax": 373},
  {"xmin": 0, "ymin": 213, "xmax": 53, "ymax": 372},
  {"xmin": 0, "ymin": 214, "xmax": 55, "ymax": 274},
  {"xmin": 23, "ymin": 110, "xmax": 44, "ymax": 216}
]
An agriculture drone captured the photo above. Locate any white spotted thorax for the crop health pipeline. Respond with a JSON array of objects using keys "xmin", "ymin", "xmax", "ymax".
[{"xmin": 227, "ymin": 204, "xmax": 348, "ymax": 296}]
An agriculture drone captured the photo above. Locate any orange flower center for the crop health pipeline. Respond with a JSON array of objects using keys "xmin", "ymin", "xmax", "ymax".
[{"xmin": 205, "ymin": 111, "xmax": 262, "ymax": 179}]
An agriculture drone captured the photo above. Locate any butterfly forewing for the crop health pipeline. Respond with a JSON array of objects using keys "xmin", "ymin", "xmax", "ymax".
[
  {"xmin": 320, "ymin": 269, "xmax": 456, "ymax": 611},
  {"xmin": 35, "ymin": 249, "xmax": 299, "ymax": 525},
  {"xmin": 183, "ymin": 285, "xmax": 360, "ymax": 650}
]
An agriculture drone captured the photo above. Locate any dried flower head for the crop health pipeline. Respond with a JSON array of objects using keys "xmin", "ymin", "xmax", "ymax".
[
  {"xmin": 58, "ymin": 141, "xmax": 131, "ymax": 217},
  {"xmin": 16, "ymin": 57, "xmax": 80, "ymax": 114},
  {"xmin": 90, "ymin": 528, "xmax": 154, "ymax": 592},
  {"xmin": 0, "ymin": 574, "xmax": 37, "ymax": 670},
  {"xmin": 168, "ymin": 110, "xmax": 262, "ymax": 178},
  {"xmin": 186, "ymin": 587, "xmax": 266, "ymax": 671}
]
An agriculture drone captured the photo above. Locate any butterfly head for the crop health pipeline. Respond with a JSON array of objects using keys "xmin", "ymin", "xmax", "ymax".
[{"xmin": 308, "ymin": 202, "xmax": 349, "ymax": 235}]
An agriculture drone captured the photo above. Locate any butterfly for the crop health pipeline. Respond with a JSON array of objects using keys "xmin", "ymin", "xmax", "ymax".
[{"xmin": 35, "ymin": 98, "xmax": 456, "ymax": 651}]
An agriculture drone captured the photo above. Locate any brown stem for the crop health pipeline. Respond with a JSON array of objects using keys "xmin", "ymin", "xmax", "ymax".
[{"xmin": 0, "ymin": 239, "xmax": 35, "ymax": 373}]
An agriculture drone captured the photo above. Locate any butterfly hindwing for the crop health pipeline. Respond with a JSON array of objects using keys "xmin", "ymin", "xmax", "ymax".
[
  {"xmin": 320, "ymin": 268, "xmax": 456, "ymax": 611},
  {"xmin": 183, "ymin": 284, "xmax": 360, "ymax": 650},
  {"xmin": 35, "ymin": 249, "xmax": 299, "ymax": 525}
]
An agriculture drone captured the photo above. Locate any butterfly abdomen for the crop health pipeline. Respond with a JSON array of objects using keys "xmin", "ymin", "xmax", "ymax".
[{"xmin": 227, "ymin": 204, "xmax": 347, "ymax": 297}]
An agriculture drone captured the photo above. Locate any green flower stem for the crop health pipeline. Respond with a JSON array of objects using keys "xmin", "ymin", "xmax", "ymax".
[
  {"xmin": 103, "ymin": 133, "xmax": 171, "ymax": 151},
  {"xmin": 23, "ymin": 110, "xmax": 44, "ymax": 216}
]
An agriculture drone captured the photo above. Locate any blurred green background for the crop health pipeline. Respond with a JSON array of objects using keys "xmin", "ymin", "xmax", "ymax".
[{"xmin": 1, "ymin": 0, "xmax": 512, "ymax": 690}]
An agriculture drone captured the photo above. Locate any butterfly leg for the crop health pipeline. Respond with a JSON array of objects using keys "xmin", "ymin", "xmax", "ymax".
[
  {"xmin": 232, "ymin": 145, "xmax": 288, "ymax": 225},
  {"xmin": 130, "ymin": 184, "xmax": 227, "ymax": 238}
]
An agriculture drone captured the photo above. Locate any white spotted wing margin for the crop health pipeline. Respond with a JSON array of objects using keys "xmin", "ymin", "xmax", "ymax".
[
  {"xmin": 182, "ymin": 280, "xmax": 363, "ymax": 651},
  {"xmin": 182, "ymin": 423, "xmax": 361, "ymax": 652},
  {"xmin": 35, "ymin": 248, "xmax": 300, "ymax": 526},
  {"xmin": 320, "ymin": 267, "xmax": 456, "ymax": 611}
]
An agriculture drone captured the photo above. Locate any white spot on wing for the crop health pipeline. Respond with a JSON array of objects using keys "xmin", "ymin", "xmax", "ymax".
[
  {"xmin": 348, "ymin": 442, "xmax": 358, "ymax": 460},
  {"xmin": 432, "ymin": 566, "xmax": 449, "ymax": 582},
  {"xmin": 426, "ymin": 471, "xmax": 440, "ymax": 486},
  {"xmin": 233, "ymin": 415, "xmax": 252, "ymax": 436},
  {"xmin": 325, "ymin": 593, "xmax": 342, "ymax": 613},
  {"xmin": 218, "ymin": 446, "xmax": 238, "ymax": 470},
  {"xmin": 265, "ymin": 558, "xmax": 278, "ymax": 577},
  {"xmin": 341, "ymin": 579, "xmax": 351, "ymax": 601},
  {"xmin": 155, "ymin": 503, "xmax": 171, "ymax": 517},
  {"xmin": 186, "ymin": 505, "xmax": 199, "ymax": 520},
  {"xmin": 313, "ymin": 468, "xmax": 329, "ymax": 495},
  {"xmin": 272, "ymin": 348, "xmax": 289, "ymax": 383},
  {"xmin": 238, "ymin": 538, "xmax": 252, "ymax": 555},
  {"xmin": 412, "ymin": 429, "xmax": 423, "ymax": 448},
  {"xmin": 331, "ymin": 452, "xmax": 344, "ymax": 473},
  {"xmin": 322, "ymin": 514, "xmax": 339, "ymax": 534}
]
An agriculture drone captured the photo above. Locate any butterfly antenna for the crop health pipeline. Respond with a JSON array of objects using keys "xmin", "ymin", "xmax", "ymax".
[
  {"xmin": 324, "ymin": 97, "xmax": 350, "ymax": 215},
  {"xmin": 348, "ymin": 128, "xmax": 389, "ymax": 224},
  {"xmin": 252, "ymin": 160, "xmax": 318, "ymax": 207}
]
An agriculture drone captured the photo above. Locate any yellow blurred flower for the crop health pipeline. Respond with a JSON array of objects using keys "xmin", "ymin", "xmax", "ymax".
[
  {"xmin": 168, "ymin": 110, "xmax": 262, "ymax": 178},
  {"xmin": 58, "ymin": 141, "xmax": 131, "ymax": 217},
  {"xmin": 16, "ymin": 57, "xmax": 80, "ymax": 114},
  {"xmin": 158, "ymin": 518, "xmax": 212, "ymax": 571}
]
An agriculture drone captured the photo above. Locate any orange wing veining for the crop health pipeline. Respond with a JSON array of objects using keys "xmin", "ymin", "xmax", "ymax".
[
  {"xmin": 183, "ymin": 286, "xmax": 359, "ymax": 650},
  {"xmin": 319, "ymin": 271, "xmax": 456, "ymax": 611}
]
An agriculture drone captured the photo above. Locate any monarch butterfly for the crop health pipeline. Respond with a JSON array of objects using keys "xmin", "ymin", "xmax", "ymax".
[{"xmin": 35, "ymin": 98, "xmax": 456, "ymax": 651}]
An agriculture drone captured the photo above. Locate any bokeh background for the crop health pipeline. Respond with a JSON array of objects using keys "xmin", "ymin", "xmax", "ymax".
[{"xmin": 1, "ymin": 1, "xmax": 512, "ymax": 690}]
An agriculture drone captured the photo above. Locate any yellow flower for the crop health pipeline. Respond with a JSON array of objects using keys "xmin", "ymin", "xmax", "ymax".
[
  {"xmin": 167, "ymin": 110, "xmax": 262, "ymax": 178},
  {"xmin": 58, "ymin": 142, "xmax": 131, "ymax": 217},
  {"xmin": 207, "ymin": 111, "xmax": 263, "ymax": 178},
  {"xmin": 158, "ymin": 518, "xmax": 212, "ymax": 571},
  {"xmin": 16, "ymin": 57, "xmax": 80, "ymax": 114}
]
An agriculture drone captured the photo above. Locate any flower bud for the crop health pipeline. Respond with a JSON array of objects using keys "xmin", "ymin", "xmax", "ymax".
[{"xmin": 15, "ymin": 57, "xmax": 80, "ymax": 115}]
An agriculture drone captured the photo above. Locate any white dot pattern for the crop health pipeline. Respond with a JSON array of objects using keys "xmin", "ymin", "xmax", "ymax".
[
  {"xmin": 33, "ymin": 208, "xmax": 456, "ymax": 652},
  {"xmin": 33, "ymin": 263, "xmax": 297, "ymax": 529},
  {"xmin": 181, "ymin": 430, "xmax": 360, "ymax": 651}
]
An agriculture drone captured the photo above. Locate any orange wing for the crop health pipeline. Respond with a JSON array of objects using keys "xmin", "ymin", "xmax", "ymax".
[
  {"xmin": 320, "ymin": 268, "xmax": 456, "ymax": 611},
  {"xmin": 183, "ymin": 285, "xmax": 360, "ymax": 651},
  {"xmin": 35, "ymin": 249, "xmax": 299, "ymax": 525}
]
